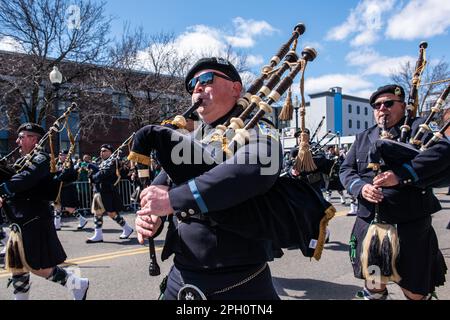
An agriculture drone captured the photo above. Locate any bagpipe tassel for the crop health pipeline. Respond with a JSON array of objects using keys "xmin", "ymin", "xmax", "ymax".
[
  {"xmin": 5, "ymin": 224, "xmax": 32, "ymax": 274},
  {"xmin": 380, "ymin": 233, "xmax": 392, "ymax": 276},
  {"xmin": 312, "ymin": 205, "xmax": 336, "ymax": 261},
  {"xmin": 294, "ymin": 132, "xmax": 317, "ymax": 173},
  {"xmin": 367, "ymin": 226, "xmax": 381, "ymax": 268},
  {"xmin": 381, "ymin": 226, "xmax": 401, "ymax": 282},
  {"xmin": 278, "ymin": 86, "xmax": 294, "ymax": 121}
]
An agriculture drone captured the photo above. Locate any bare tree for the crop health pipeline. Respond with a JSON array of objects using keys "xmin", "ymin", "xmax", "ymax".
[
  {"xmin": 0, "ymin": 0, "xmax": 112, "ymax": 130},
  {"xmin": 390, "ymin": 58, "xmax": 450, "ymax": 116}
]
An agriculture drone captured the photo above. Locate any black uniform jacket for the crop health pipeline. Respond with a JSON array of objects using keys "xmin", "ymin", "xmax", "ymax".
[
  {"xmin": 152, "ymin": 115, "xmax": 283, "ymax": 270},
  {"xmin": 340, "ymin": 117, "xmax": 449, "ymax": 223},
  {"xmin": 0, "ymin": 151, "xmax": 56, "ymax": 221}
]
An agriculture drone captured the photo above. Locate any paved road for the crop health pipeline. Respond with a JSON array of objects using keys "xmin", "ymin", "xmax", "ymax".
[{"xmin": 1, "ymin": 189, "xmax": 449, "ymax": 300}]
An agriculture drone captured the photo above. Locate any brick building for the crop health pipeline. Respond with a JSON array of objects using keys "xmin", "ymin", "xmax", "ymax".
[{"xmin": 0, "ymin": 50, "xmax": 188, "ymax": 158}]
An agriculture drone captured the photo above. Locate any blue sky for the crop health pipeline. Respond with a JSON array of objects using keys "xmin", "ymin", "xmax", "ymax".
[
  {"xmin": 2, "ymin": 0, "xmax": 449, "ymax": 99},
  {"xmin": 101, "ymin": 0, "xmax": 450, "ymax": 99}
]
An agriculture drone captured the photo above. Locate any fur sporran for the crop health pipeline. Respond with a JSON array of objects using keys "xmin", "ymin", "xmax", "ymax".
[{"xmin": 91, "ymin": 193, "xmax": 105, "ymax": 215}]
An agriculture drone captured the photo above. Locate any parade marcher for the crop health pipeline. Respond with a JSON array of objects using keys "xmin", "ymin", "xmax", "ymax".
[
  {"xmin": 287, "ymin": 128, "xmax": 333, "ymax": 243},
  {"xmin": 86, "ymin": 144, "xmax": 133, "ymax": 243},
  {"xmin": 135, "ymin": 57, "xmax": 283, "ymax": 300},
  {"xmin": 325, "ymin": 146, "xmax": 346, "ymax": 204},
  {"xmin": 0, "ymin": 123, "xmax": 89, "ymax": 300},
  {"xmin": 347, "ymin": 195, "xmax": 358, "ymax": 216},
  {"xmin": 53, "ymin": 149, "xmax": 82, "ymax": 231},
  {"xmin": 340, "ymin": 85, "xmax": 448, "ymax": 300},
  {"xmin": 288, "ymin": 128, "xmax": 333, "ymax": 195}
]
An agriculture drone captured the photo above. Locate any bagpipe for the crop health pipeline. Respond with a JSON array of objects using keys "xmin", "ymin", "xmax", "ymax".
[
  {"xmin": 0, "ymin": 146, "xmax": 20, "ymax": 183},
  {"xmin": 368, "ymin": 83, "xmax": 450, "ymax": 190},
  {"xmin": 1, "ymin": 103, "xmax": 78, "ymax": 203},
  {"xmin": 53, "ymin": 128, "xmax": 81, "ymax": 210},
  {"xmin": 368, "ymin": 41, "xmax": 450, "ymax": 191},
  {"xmin": 4, "ymin": 103, "xmax": 78, "ymax": 273},
  {"xmin": 91, "ymin": 133, "xmax": 135, "ymax": 216},
  {"xmin": 128, "ymin": 23, "xmax": 335, "ymax": 262},
  {"xmin": 360, "ymin": 78, "xmax": 450, "ymax": 284}
]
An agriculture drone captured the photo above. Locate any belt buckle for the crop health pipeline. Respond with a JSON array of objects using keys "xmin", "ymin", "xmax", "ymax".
[{"xmin": 178, "ymin": 284, "xmax": 207, "ymax": 300}]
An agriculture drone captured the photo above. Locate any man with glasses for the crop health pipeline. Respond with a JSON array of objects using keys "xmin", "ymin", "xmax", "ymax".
[
  {"xmin": 86, "ymin": 144, "xmax": 133, "ymax": 243},
  {"xmin": 135, "ymin": 57, "xmax": 282, "ymax": 300},
  {"xmin": 0, "ymin": 123, "xmax": 89, "ymax": 300},
  {"xmin": 340, "ymin": 85, "xmax": 448, "ymax": 300}
]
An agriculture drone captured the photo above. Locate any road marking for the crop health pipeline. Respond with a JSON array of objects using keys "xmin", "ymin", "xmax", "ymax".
[
  {"xmin": 334, "ymin": 210, "xmax": 351, "ymax": 217},
  {"xmin": 0, "ymin": 246, "xmax": 162, "ymax": 278}
]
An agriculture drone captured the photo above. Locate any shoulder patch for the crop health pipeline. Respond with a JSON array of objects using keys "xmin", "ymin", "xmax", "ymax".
[
  {"xmin": 33, "ymin": 154, "xmax": 47, "ymax": 165},
  {"xmin": 257, "ymin": 121, "xmax": 279, "ymax": 141}
]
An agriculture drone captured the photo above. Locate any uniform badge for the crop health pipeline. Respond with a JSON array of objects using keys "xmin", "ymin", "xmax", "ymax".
[
  {"xmin": 258, "ymin": 121, "xmax": 279, "ymax": 141},
  {"xmin": 215, "ymin": 57, "xmax": 229, "ymax": 65},
  {"xmin": 177, "ymin": 284, "xmax": 207, "ymax": 300},
  {"xmin": 33, "ymin": 154, "xmax": 47, "ymax": 164},
  {"xmin": 395, "ymin": 87, "xmax": 402, "ymax": 96}
]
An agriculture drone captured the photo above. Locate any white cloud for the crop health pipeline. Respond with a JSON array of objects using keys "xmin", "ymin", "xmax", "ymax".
[
  {"xmin": 134, "ymin": 18, "xmax": 276, "ymax": 72},
  {"xmin": 303, "ymin": 73, "xmax": 374, "ymax": 97},
  {"xmin": 326, "ymin": 0, "xmax": 395, "ymax": 47},
  {"xmin": 246, "ymin": 54, "xmax": 264, "ymax": 67},
  {"xmin": 0, "ymin": 36, "xmax": 24, "ymax": 53},
  {"xmin": 225, "ymin": 17, "xmax": 276, "ymax": 48},
  {"xmin": 175, "ymin": 25, "xmax": 227, "ymax": 57},
  {"xmin": 346, "ymin": 49, "xmax": 416, "ymax": 76},
  {"xmin": 386, "ymin": 0, "xmax": 450, "ymax": 40}
]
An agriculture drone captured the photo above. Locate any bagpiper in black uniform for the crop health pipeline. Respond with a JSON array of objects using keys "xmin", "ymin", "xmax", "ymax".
[
  {"xmin": 135, "ymin": 57, "xmax": 283, "ymax": 300},
  {"xmin": 325, "ymin": 146, "xmax": 347, "ymax": 205},
  {"xmin": 85, "ymin": 144, "xmax": 133, "ymax": 243},
  {"xmin": 53, "ymin": 149, "xmax": 82, "ymax": 231},
  {"xmin": 285, "ymin": 128, "xmax": 333, "ymax": 243},
  {"xmin": 286, "ymin": 128, "xmax": 333, "ymax": 195},
  {"xmin": 0, "ymin": 123, "xmax": 89, "ymax": 300},
  {"xmin": 340, "ymin": 85, "xmax": 448, "ymax": 300}
]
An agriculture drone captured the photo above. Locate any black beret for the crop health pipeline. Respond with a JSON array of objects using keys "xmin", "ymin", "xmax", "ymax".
[
  {"xmin": 17, "ymin": 122, "xmax": 46, "ymax": 137},
  {"xmin": 369, "ymin": 84, "xmax": 405, "ymax": 106},
  {"xmin": 294, "ymin": 128, "xmax": 310, "ymax": 138},
  {"xmin": 185, "ymin": 57, "xmax": 242, "ymax": 93},
  {"xmin": 101, "ymin": 144, "xmax": 113, "ymax": 152}
]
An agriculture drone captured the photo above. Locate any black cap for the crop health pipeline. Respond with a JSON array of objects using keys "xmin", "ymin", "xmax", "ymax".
[
  {"xmin": 101, "ymin": 144, "xmax": 113, "ymax": 152},
  {"xmin": 17, "ymin": 122, "xmax": 46, "ymax": 137},
  {"xmin": 59, "ymin": 149, "xmax": 69, "ymax": 155},
  {"xmin": 294, "ymin": 128, "xmax": 310, "ymax": 138},
  {"xmin": 185, "ymin": 57, "xmax": 242, "ymax": 93},
  {"xmin": 369, "ymin": 84, "xmax": 405, "ymax": 106}
]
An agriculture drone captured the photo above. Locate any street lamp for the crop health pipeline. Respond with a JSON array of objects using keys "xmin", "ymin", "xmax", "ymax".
[{"xmin": 49, "ymin": 66, "xmax": 63, "ymax": 151}]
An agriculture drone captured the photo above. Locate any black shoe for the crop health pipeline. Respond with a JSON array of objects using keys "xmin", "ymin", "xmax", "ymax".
[
  {"xmin": 85, "ymin": 238, "xmax": 103, "ymax": 244},
  {"xmin": 446, "ymin": 221, "xmax": 450, "ymax": 230}
]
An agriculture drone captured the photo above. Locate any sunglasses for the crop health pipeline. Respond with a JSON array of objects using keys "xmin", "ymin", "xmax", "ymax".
[
  {"xmin": 18, "ymin": 134, "xmax": 38, "ymax": 140},
  {"xmin": 371, "ymin": 99, "xmax": 403, "ymax": 110},
  {"xmin": 187, "ymin": 72, "xmax": 232, "ymax": 94}
]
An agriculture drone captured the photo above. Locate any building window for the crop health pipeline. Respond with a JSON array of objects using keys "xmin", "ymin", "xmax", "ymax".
[
  {"xmin": 365, "ymin": 121, "xmax": 368, "ymax": 129},
  {"xmin": 357, "ymin": 120, "xmax": 361, "ymax": 129},
  {"xmin": 357, "ymin": 105, "xmax": 360, "ymax": 115},
  {"xmin": 364, "ymin": 107, "xmax": 368, "ymax": 115},
  {"xmin": 348, "ymin": 104, "xmax": 352, "ymax": 113},
  {"xmin": 349, "ymin": 119, "xmax": 352, "ymax": 128}
]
